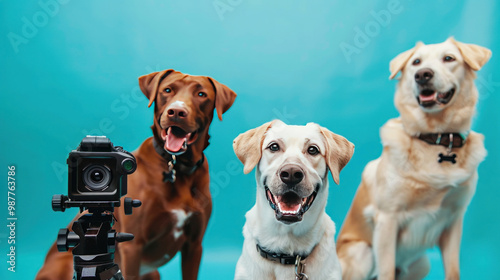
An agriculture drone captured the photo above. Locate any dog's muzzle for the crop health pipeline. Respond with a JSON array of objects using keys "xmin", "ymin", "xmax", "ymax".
[
  {"xmin": 264, "ymin": 185, "xmax": 319, "ymax": 224},
  {"xmin": 417, "ymin": 87, "xmax": 455, "ymax": 108},
  {"xmin": 414, "ymin": 68, "xmax": 455, "ymax": 108},
  {"xmin": 160, "ymin": 126, "xmax": 198, "ymax": 155}
]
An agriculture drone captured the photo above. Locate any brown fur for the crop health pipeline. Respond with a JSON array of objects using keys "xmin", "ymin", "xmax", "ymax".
[{"xmin": 36, "ymin": 69, "xmax": 236, "ymax": 280}]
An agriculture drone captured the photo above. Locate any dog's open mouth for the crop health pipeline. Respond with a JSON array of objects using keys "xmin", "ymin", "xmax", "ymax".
[
  {"xmin": 417, "ymin": 88, "xmax": 455, "ymax": 108},
  {"xmin": 160, "ymin": 126, "xmax": 198, "ymax": 155},
  {"xmin": 265, "ymin": 186, "xmax": 318, "ymax": 224}
]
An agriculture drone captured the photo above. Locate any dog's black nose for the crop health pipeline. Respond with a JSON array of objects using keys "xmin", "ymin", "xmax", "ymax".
[
  {"xmin": 279, "ymin": 164, "xmax": 304, "ymax": 185},
  {"xmin": 415, "ymin": 68, "xmax": 434, "ymax": 85}
]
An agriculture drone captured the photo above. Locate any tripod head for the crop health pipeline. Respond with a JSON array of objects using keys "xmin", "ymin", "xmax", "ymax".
[{"xmin": 51, "ymin": 136, "xmax": 141, "ymax": 280}]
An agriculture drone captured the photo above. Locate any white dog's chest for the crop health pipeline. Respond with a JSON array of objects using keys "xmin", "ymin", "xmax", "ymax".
[{"xmin": 235, "ymin": 210, "xmax": 342, "ymax": 280}]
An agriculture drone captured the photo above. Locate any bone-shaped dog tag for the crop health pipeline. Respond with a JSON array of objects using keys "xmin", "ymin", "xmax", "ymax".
[
  {"xmin": 438, "ymin": 153, "xmax": 457, "ymax": 164},
  {"xmin": 163, "ymin": 170, "xmax": 176, "ymax": 183}
]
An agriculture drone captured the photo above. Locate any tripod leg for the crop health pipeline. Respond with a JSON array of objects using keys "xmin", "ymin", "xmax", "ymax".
[
  {"xmin": 140, "ymin": 270, "xmax": 160, "ymax": 280},
  {"xmin": 181, "ymin": 241, "xmax": 202, "ymax": 280}
]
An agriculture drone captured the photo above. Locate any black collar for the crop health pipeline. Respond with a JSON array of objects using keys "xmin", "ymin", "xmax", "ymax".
[
  {"xmin": 256, "ymin": 243, "xmax": 312, "ymax": 265},
  {"xmin": 152, "ymin": 138, "xmax": 204, "ymax": 176},
  {"xmin": 417, "ymin": 132, "xmax": 468, "ymax": 148}
]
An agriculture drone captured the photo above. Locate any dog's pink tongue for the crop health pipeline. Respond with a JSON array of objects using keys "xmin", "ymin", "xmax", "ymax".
[
  {"xmin": 276, "ymin": 195, "xmax": 301, "ymax": 212},
  {"xmin": 420, "ymin": 93, "xmax": 436, "ymax": 102},
  {"xmin": 165, "ymin": 131, "xmax": 186, "ymax": 153}
]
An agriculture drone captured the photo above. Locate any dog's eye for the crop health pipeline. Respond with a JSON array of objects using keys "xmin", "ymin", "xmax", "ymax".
[
  {"xmin": 412, "ymin": 59, "xmax": 421, "ymax": 65},
  {"xmin": 307, "ymin": 146, "xmax": 319, "ymax": 156},
  {"xmin": 443, "ymin": 55, "xmax": 455, "ymax": 62},
  {"xmin": 164, "ymin": 88, "xmax": 172, "ymax": 93},
  {"xmin": 198, "ymin": 92, "xmax": 207, "ymax": 98},
  {"xmin": 268, "ymin": 143, "xmax": 280, "ymax": 152}
]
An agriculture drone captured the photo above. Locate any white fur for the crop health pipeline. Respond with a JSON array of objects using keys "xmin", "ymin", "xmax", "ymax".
[
  {"xmin": 170, "ymin": 100, "xmax": 186, "ymax": 108},
  {"xmin": 337, "ymin": 38, "xmax": 490, "ymax": 280},
  {"xmin": 171, "ymin": 209, "xmax": 191, "ymax": 240},
  {"xmin": 234, "ymin": 122, "xmax": 343, "ymax": 280}
]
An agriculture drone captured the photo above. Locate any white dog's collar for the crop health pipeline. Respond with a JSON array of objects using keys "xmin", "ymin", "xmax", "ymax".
[{"xmin": 255, "ymin": 243, "xmax": 313, "ymax": 265}]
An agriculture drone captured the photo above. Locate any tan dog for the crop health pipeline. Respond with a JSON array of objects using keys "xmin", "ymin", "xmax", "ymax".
[
  {"xmin": 36, "ymin": 69, "xmax": 236, "ymax": 280},
  {"xmin": 336, "ymin": 38, "xmax": 491, "ymax": 280},
  {"xmin": 233, "ymin": 120, "xmax": 354, "ymax": 280}
]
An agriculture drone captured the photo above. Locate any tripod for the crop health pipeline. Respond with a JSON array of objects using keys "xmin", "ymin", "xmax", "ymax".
[{"xmin": 53, "ymin": 196, "xmax": 141, "ymax": 280}]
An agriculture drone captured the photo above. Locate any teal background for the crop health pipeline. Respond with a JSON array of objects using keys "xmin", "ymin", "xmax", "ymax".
[{"xmin": 1, "ymin": 0, "xmax": 499, "ymax": 279}]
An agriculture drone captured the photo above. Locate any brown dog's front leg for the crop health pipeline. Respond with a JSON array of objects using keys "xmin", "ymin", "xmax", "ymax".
[
  {"xmin": 35, "ymin": 242, "xmax": 74, "ymax": 280},
  {"xmin": 118, "ymin": 242, "xmax": 144, "ymax": 280},
  {"xmin": 373, "ymin": 212, "xmax": 398, "ymax": 280},
  {"xmin": 140, "ymin": 270, "xmax": 160, "ymax": 280},
  {"xmin": 181, "ymin": 241, "xmax": 203, "ymax": 280},
  {"xmin": 439, "ymin": 216, "xmax": 463, "ymax": 280}
]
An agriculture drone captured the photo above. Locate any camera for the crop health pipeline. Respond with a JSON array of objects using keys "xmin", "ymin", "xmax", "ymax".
[
  {"xmin": 51, "ymin": 136, "xmax": 141, "ymax": 280},
  {"xmin": 66, "ymin": 136, "xmax": 136, "ymax": 202}
]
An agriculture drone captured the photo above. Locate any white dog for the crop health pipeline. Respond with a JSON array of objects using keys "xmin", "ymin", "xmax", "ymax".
[
  {"xmin": 233, "ymin": 120, "xmax": 354, "ymax": 280},
  {"xmin": 336, "ymin": 38, "xmax": 491, "ymax": 280}
]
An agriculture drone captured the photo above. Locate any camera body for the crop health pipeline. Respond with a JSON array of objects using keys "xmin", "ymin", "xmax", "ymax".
[
  {"xmin": 53, "ymin": 136, "xmax": 141, "ymax": 280},
  {"xmin": 67, "ymin": 136, "xmax": 137, "ymax": 202}
]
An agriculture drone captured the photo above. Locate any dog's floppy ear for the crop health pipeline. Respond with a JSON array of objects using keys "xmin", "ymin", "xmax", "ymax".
[
  {"xmin": 449, "ymin": 37, "xmax": 491, "ymax": 71},
  {"xmin": 389, "ymin": 42, "xmax": 424, "ymax": 80},
  {"xmin": 208, "ymin": 77, "xmax": 237, "ymax": 121},
  {"xmin": 233, "ymin": 121, "xmax": 276, "ymax": 174},
  {"xmin": 319, "ymin": 126, "xmax": 354, "ymax": 185},
  {"xmin": 138, "ymin": 69, "xmax": 176, "ymax": 107}
]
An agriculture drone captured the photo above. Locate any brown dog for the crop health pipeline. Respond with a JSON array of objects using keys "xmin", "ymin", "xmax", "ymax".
[{"xmin": 36, "ymin": 69, "xmax": 237, "ymax": 280}]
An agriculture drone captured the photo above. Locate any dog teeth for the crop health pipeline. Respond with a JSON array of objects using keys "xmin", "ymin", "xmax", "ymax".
[{"xmin": 277, "ymin": 202, "xmax": 301, "ymax": 214}]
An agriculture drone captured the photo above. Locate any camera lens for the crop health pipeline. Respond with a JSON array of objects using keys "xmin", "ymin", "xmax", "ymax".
[
  {"xmin": 83, "ymin": 165, "xmax": 112, "ymax": 191},
  {"xmin": 90, "ymin": 170, "xmax": 104, "ymax": 183}
]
